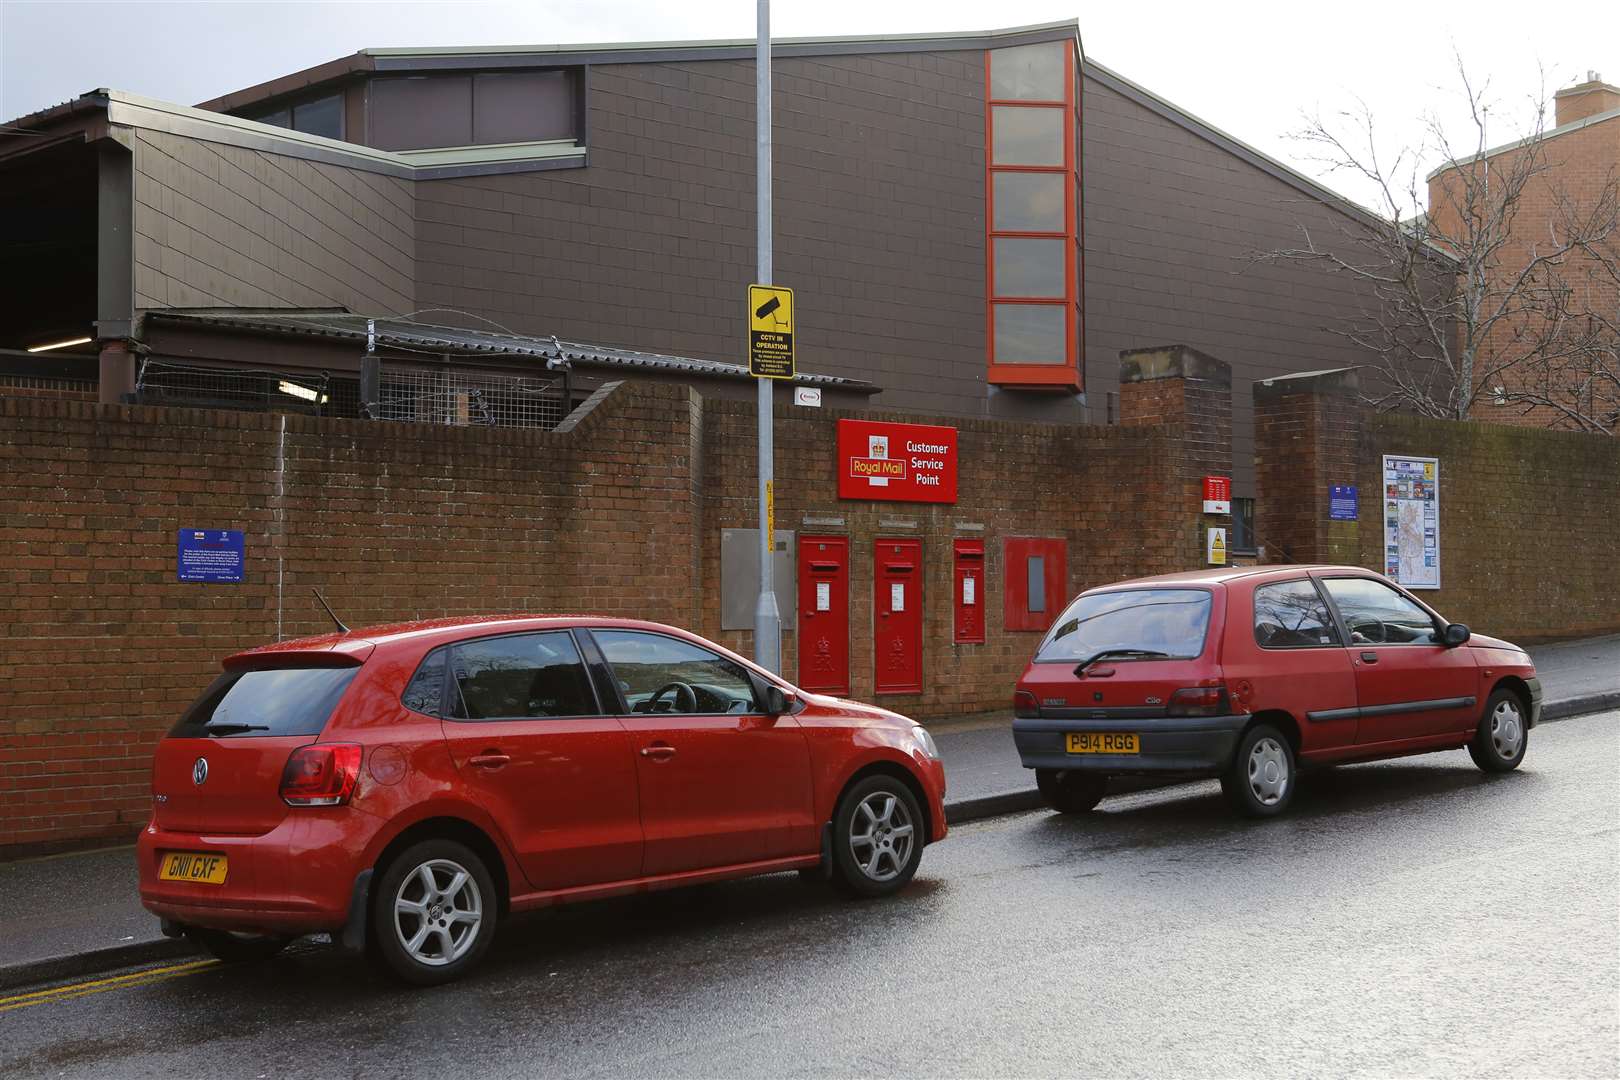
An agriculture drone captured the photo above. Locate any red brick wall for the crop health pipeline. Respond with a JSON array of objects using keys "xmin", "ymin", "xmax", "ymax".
[
  {"xmin": 0, "ymin": 381, "xmax": 703, "ymax": 854},
  {"xmin": 0, "ymin": 368, "xmax": 1217, "ymax": 852},
  {"xmin": 1253, "ymin": 372, "xmax": 1620, "ymax": 641},
  {"xmin": 697, "ymin": 399, "xmax": 1193, "ymax": 718}
]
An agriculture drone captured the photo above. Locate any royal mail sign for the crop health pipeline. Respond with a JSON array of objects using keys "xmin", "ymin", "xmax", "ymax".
[{"xmin": 836, "ymin": 419, "xmax": 958, "ymax": 504}]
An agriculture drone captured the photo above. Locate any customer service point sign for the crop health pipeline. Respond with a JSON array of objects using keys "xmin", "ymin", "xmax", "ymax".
[{"xmin": 836, "ymin": 419, "xmax": 958, "ymax": 503}]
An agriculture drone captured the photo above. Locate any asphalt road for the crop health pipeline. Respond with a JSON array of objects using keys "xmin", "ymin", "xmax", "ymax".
[{"xmin": 4, "ymin": 714, "xmax": 1617, "ymax": 1079}]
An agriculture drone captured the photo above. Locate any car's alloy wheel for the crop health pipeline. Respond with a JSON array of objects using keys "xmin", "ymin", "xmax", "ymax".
[
  {"xmin": 393, "ymin": 858, "xmax": 483, "ymax": 967},
  {"xmin": 1221, "ymin": 723, "xmax": 1296, "ymax": 817},
  {"xmin": 830, "ymin": 775, "xmax": 924, "ymax": 897},
  {"xmin": 371, "ymin": 838, "xmax": 497, "ymax": 985},
  {"xmin": 848, "ymin": 790, "xmax": 915, "ymax": 883},
  {"xmin": 1469, "ymin": 689, "xmax": 1529, "ymax": 773}
]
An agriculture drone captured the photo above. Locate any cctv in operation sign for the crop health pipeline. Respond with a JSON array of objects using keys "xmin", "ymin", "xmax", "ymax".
[{"xmin": 748, "ymin": 284, "xmax": 795, "ymax": 379}]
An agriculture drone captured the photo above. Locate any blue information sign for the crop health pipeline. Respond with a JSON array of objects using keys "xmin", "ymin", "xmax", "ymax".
[
  {"xmin": 1329, "ymin": 485, "xmax": 1359, "ymax": 521},
  {"xmin": 178, "ymin": 529, "xmax": 245, "ymax": 583}
]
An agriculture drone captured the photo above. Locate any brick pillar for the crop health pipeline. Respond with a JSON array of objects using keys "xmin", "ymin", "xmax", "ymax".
[
  {"xmin": 1253, "ymin": 367, "xmax": 1362, "ymax": 565},
  {"xmin": 1119, "ymin": 345, "xmax": 1233, "ymax": 568}
]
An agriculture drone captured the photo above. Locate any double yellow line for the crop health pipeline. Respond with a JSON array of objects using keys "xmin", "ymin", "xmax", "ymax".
[{"xmin": 0, "ymin": 958, "xmax": 220, "ymax": 1014}]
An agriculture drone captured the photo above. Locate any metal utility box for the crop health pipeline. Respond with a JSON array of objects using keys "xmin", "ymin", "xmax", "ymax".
[
  {"xmin": 873, "ymin": 538, "xmax": 923, "ymax": 695},
  {"xmin": 797, "ymin": 535, "xmax": 850, "ymax": 695},
  {"xmin": 720, "ymin": 529, "xmax": 796, "ymax": 632}
]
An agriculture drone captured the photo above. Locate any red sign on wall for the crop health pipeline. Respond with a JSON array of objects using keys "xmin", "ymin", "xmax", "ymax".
[
  {"xmin": 836, "ymin": 419, "xmax": 958, "ymax": 503},
  {"xmin": 1202, "ymin": 475, "xmax": 1232, "ymax": 515}
]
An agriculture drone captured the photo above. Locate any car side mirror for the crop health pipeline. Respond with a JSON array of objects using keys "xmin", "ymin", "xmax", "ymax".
[
  {"xmin": 762, "ymin": 685, "xmax": 796, "ymax": 715},
  {"xmin": 1442, "ymin": 623, "xmax": 1471, "ymax": 647}
]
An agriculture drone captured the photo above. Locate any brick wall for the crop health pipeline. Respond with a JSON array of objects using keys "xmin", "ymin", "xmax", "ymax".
[
  {"xmin": 1254, "ymin": 369, "xmax": 1620, "ymax": 640},
  {"xmin": 0, "ymin": 361, "xmax": 1211, "ymax": 853},
  {"xmin": 0, "ymin": 381, "xmax": 702, "ymax": 854}
]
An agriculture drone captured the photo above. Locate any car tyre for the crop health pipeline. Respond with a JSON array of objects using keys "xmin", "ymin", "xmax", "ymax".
[
  {"xmin": 1468, "ymin": 688, "xmax": 1528, "ymax": 773},
  {"xmin": 830, "ymin": 775, "xmax": 924, "ymax": 898},
  {"xmin": 1221, "ymin": 724, "xmax": 1296, "ymax": 818},
  {"xmin": 370, "ymin": 838, "xmax": 497, "ymax": 986},
  {"xmin": 186, "ymin": 928, "xmax": 295, "ymax": 963},
  {"xmin": 1035, "ymin": 769, "xmax": 1107, "ymax": 814}
]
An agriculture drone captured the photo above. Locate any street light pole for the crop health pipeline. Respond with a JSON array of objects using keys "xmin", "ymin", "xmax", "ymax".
[{"xmin": 752, "ymin": 0, "xmax": 782, "ymax": 673}]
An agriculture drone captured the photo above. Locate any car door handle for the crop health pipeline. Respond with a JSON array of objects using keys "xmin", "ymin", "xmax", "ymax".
[
  {"xmin": 639, "ymin": 744, "xmax": 677, "ymax": 761},
  {"xmin": 468, "ymin": 751, "xmax": 511, "ymax": 769},
  {"xmin": 1360, "ymin": 652, "xmax": 1379, "ymax": 664}
]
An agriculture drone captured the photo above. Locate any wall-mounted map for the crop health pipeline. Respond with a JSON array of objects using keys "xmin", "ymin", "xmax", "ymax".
[{"xmin": 1382, "ymin": 455, "xmax": 1440, "ymax": 590}]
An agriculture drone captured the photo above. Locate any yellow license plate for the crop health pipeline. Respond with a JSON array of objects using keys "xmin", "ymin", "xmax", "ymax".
[
  {"xmin": 160, "ymin": 852, "xmax": 229, "ymax": 885},
  {"xmin": 1066, "ymin": 732, "xmax": 1140, "ymax": 754}
]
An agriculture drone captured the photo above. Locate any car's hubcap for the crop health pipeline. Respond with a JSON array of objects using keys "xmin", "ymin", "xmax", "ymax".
[
  {"xmin": 1248, "ymin": 737, "xmax": 1290, "ymax": 806},
  {"xmin": 394, "ymin": 858, "xmax": 482, "ymax": 967},
  {"xmin": 850, "ymin": 792, "xmax": 914, "ymax": 882},
  {"xmin": 1490, "ymin": 701, "xmax": 1524, "ymax": 759}
]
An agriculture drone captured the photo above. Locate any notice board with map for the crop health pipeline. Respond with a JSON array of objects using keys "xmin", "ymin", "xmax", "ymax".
[{"xmin": 1382, "ymin": 456, "xmax": 1439, "ymax": 589}]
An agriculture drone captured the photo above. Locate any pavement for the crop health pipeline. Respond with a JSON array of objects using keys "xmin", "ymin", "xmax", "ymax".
[
  {"xmin": 4, "ymin": 713, "xmax": 1616, "ymax": 1078},
  {"xmin": 3, "ymin": 631, "xmax": 1617, "ymax": 993}
]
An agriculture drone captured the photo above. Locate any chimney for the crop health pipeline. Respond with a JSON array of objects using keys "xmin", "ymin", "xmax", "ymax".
[{"xmin": 1554, "ymin": 71, "xmax": 1620, "ymax": 127}]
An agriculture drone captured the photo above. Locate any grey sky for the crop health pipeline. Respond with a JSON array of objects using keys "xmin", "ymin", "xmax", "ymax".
[{"xmin": 2, "ymin": 0, "xmax": 1615, "ymax": 213}]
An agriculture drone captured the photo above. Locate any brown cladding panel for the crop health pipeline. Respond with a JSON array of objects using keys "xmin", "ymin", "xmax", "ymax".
[
  {"xmin": 130, "ymin": 130, "xmax": 415, "ymax": 316},
  {"xmin": 412, "ymin": 51, "xmax": 1009, "ymax": 420}
]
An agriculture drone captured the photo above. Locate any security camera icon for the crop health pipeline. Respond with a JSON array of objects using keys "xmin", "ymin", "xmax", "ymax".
[{"xmin": 754, "ymin": 294, "xmax": 788, "ymax": 326}]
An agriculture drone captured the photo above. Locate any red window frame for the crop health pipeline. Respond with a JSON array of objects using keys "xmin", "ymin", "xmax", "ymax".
[{"xmin": 984, "ymin": 44, "xmax": 1082, "ymax": 390}]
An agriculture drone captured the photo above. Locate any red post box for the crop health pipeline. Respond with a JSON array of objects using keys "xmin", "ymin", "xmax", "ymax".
[
  {"xmin": 873, "ymin": 538, "xmax": 923, "ymax": 695},
  {"xmin": 797, "ymin": 535, "xmax": 850, "ymax": 695},
  {"xmin": 953, "ymin": 538, "xmax": 985, "ymax": 644}
]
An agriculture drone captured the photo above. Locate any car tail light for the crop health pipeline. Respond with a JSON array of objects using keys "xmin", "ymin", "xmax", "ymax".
[
  {"xmin": 1166, "ymin": 686, "xmax": 1231, "ymax": 717},
  {"xmin": 1014, "ymin": 689, "xmax": 1040, "ymax": 718},
  {"xmin": 280, "ymin": 743, "xmax": 362, "ymax": 806}
]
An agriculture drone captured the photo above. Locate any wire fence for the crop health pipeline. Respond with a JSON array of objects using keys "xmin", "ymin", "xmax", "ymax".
[
  {"xmin": 375, "ymin": 365, "xmax": 568, "ymax": 429},
  {"xmin": 134, "ymin": 359, "xmax": 568, "ymax": 430}
]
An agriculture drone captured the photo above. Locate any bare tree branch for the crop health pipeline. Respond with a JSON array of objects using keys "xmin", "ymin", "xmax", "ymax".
[{"xmin": 1258, "ymin": 59, "xmax": 1620, "ymax": 432}]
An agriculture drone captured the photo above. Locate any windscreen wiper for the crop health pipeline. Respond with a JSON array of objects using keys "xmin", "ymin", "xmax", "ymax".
[
  {"xmin": 204, "ymin": 722, "xmax": 270, "ymax": 735},
  {"xmin": 1073, "ymin": 649, "xmax": 1169, "ymax": 676}
]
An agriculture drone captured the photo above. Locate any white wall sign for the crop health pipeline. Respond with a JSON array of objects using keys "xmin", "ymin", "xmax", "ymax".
[{"xmin": 793, "ymin": 386, "xmax": 822, "ymax": 407}]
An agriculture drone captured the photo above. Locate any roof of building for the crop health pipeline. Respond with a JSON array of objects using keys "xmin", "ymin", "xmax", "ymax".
[
  {"xmin": 147, "ymin": 310, "xmax": 878, "ymax": 391},
  {"xmin": 2, "ymin": 19, "xmax": 1390, "ymax": 236},
  {"xmin": 1425, "ymin": 104, "xmax": 1620, "ymax": 181},
  {"xmin": 196, "ymin": 20, "xmax": 1085, "ymax": 114}
]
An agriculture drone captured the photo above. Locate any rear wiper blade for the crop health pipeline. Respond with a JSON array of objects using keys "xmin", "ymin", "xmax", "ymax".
[
  {"xmin": 204, "ymin": 722, "xmax": 270, "ymax": 735},
  {"xmin": 1073, "ymin": 649, "xmax": 1169, "ymax": 676}
]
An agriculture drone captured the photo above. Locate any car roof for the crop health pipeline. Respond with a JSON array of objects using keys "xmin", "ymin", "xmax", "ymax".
[
  {"xmin": 1086, "ymin": 564, "xmax": 1383, "ymax": 592},
  {"xmin": 232, "ymin": 614, "xmax": 704, "ymax": 660}
]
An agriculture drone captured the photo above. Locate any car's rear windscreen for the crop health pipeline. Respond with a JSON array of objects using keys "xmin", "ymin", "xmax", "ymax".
[
  {"xmin": 168, "ymin": 667, "xmax": 359, "ymax": 738},
  {"xmin": 1035, "ymin": 589, "xmax": 1213, "ymax": 663}
]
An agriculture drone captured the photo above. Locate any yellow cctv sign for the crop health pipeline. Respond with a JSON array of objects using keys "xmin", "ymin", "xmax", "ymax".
[{"xmin": 748, "ymin": 284, "xmax": 795, "ymax": 379}]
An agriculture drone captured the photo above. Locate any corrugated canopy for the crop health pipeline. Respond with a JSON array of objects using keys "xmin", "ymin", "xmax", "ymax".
[{"xmin": 149, "ymin": 310, "xmax": 876, "ymax": 391}]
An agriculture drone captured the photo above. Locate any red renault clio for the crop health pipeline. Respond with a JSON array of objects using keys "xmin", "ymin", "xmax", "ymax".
[
  {"xmin": 140, "ymin": 616, "xmax": 946, "ymax": 984},
  {"xmin": 1013, "ymin": 566, "xmax": 1541, "ymax": 817}
]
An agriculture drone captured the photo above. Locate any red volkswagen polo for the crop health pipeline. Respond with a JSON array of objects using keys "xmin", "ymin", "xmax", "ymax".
[
  {"xmin": 139, "ymin": 616, "xmax": 946, "ymax": 984},
  {"xmin": 1012, "ymin": 566, "xmax": 1541, "ymax": 817}
]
